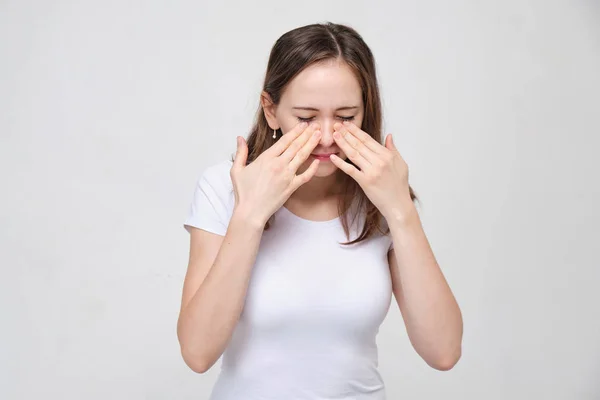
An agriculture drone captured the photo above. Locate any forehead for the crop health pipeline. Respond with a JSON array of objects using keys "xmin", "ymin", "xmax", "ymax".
[{"xmin": 280, "ymin": 60, "xmax": 363, "ymax": 109}]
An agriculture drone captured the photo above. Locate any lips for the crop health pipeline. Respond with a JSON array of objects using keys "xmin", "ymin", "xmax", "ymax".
[{"xmin": 310, "ymin": 153, "xmax": 338, "ymax": 162}]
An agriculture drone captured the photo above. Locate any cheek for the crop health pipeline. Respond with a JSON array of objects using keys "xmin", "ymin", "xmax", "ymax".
[
  {"xmin": 281, "ymin": 116, "xmax": 303, "ymax": 134},
  {"xmin": 281, "ymin": 124, "xmax": 294, "ymax": 136}
]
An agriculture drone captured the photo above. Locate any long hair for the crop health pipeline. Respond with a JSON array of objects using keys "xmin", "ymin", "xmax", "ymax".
[{"xmin": 233, "ymin": 22, "xmax": 418, "ymax": 246}]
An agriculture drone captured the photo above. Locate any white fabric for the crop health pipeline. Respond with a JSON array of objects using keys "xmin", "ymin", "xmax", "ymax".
[{"xmin": 183, "ymin": 159, "xmax": 395, "ymax": 400}]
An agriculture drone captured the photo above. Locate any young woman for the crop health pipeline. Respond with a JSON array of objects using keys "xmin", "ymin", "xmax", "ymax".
[{"xmin": 177, "ymin": 22, "xmax": 463, "ymax": 399}]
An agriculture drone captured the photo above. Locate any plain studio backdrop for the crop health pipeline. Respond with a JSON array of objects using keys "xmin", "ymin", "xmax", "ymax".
[{"xmin": 1, "ymin": 0, "xmax": 599, "ymax": 399}]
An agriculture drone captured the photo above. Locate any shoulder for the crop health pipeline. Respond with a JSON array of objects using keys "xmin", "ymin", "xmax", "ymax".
[
  {"xmin": 200, "ymin": 158, "xmax": 234, "ymax": 185},
  {"xmin": 193, "ymin": 158, "xmax": 235, "ymax": 208},
  {"xmin": 184, "ymin": 159, "xmax": 235, "ymax": 235},
  {"xmin": 197, "ymin": 159, "xmax": 234, "ymax": 195},
  {"xmin": 195, "ymin": 158, "xmax": 235, "ymax": 212}
]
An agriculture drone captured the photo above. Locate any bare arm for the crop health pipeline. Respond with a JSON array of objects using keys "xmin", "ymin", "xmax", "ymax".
[
  {"xmin": 177, "ymin": 207, "xmax": 265, "ymax": 373},
  {"xmin": 387, "ymin": 206, "xmax": 463, "ymax": 371},
  {"xmin": 177, "ymin": 121, "xmax": 322, "ymax": 373}
]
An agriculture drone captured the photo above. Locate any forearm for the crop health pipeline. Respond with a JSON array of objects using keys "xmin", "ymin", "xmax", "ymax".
[
  {"xmin": 387, "ymin": 206, "xmax": 463, "ymax": 369},
  {"xmin": 177, "ymin": 207, "xmax": 265, "ymax": 371}
]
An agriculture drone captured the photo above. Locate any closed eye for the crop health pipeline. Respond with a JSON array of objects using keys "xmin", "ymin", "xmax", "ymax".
[{"xmin": 297, "ymin": 116, "xmax": 355, "ymax": 122}]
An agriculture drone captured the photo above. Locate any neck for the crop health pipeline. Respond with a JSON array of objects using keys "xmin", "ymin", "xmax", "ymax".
[{"xmin": 288, "ymin": 169, "xmax": 345, "ymax": 204}]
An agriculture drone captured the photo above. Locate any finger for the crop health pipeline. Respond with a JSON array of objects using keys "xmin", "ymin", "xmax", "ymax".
[
  {"xmin": 333, "ymin": 123, "xmax": 378, "ymax": 164},
  {"xmin": 266, "ymin": 121, "xmax": 309, "ymax": 157},
  {"xmin": 232, "ymin": 136, "xmax": 248, "ymax": 171},
  {"xmin": 279, "ymin": 122, "xmax": 320, "ymax": 163},
  {"xmin": 332, "ymin": 129, "xmax": 370, "ymax": 170},
  {"xmin": 291, "ymin": 159, "xmax": 320, "ymax": 190},
  {"xmin": 329, "ymin": 154, "xmax": 361, "ymax": 181},
  {"xmin": 341, "ymin": 120, "xmax": 385, "ymax": 154},
  {"xmin": 385, "ymin": 133, "xmax": 396, "ymax": 151},
  {"xmin": 288, "ymin": 129, "xmax": 322, "ymax": 171}
]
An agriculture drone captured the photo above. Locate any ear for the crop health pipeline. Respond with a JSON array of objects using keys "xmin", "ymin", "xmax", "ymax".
[{"xmin": 260, "ymin": 91, "xmax": 279, "ymax": 130}]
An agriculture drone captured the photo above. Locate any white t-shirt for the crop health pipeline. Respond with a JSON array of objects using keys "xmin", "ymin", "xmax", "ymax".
[{"xmin": 183, "ymin": 159, "xmax": 394, "ymax": 400}]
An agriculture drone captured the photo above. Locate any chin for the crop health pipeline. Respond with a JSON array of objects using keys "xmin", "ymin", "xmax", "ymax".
[{"xmin": 312, "ymin": 161, "xmax": 339, "ymax": 177}]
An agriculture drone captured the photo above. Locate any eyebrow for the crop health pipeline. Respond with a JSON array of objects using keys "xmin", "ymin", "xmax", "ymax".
[{"xmin": 292, "ymin": 106, "xmax": 359, "ymax": 111}]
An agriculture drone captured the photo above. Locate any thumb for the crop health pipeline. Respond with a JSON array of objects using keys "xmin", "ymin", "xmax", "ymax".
[
  {"xmin": 233, "ymin": 136, "xmax": 248, "ymax": 170},
  {"xmin": 385, "ymin": 133, "xmax": 396, "ymax": 151}
]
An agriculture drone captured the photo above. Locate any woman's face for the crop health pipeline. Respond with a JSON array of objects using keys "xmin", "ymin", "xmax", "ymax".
[{"xmin": 264, "ymin": 60, "xmax": 364, "ymax": 178}]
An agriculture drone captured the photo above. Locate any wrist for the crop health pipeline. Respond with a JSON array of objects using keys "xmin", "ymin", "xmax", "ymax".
[
  {"xmin": 232, "ymin": 204, "xmax": 268, "ymax": 230},
  {"xmin": 384, "ymin": 201, "xmax": 419, "ymax": 227}
]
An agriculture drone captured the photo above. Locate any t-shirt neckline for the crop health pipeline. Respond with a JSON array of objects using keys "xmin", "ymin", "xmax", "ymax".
[{"xmin": 279, "ymin": 204, "xmax": 342, "ymax": 226}]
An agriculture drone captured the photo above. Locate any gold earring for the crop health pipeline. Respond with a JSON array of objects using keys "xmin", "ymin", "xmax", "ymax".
[{"xmin": 273, "ymin": 129, "xmax": 277, "ymax": 139}]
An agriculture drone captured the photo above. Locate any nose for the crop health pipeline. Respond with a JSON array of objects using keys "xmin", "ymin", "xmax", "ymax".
[{"xmin": 317, "ymin": 120, "xmax": 335, "ymax": 147}]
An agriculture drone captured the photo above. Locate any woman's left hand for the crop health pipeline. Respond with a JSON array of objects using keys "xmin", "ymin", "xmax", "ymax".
[{"xmin": 330, "ymin": 120, "xmax": 415, "ymax": 220}]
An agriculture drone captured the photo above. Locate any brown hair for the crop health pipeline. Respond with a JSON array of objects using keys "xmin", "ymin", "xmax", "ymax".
[{"xmin": 232, "ymin": 22, "xmax": 419, "ymax": 245}]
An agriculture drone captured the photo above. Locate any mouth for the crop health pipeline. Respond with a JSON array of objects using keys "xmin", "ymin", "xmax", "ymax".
[{"xmin": 310, "ymin": 152, "xmax": 338, "ymax": 161}]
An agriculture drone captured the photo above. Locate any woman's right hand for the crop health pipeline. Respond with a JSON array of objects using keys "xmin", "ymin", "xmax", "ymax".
[{"xmin": 230, "ymin": 121, "xmax": 322, "ymax": 226}]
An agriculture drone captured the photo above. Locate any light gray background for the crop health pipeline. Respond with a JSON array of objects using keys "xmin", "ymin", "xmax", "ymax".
[{"xmin": 1, "ymin": 0, "xmax": 599, "ymax": 399}]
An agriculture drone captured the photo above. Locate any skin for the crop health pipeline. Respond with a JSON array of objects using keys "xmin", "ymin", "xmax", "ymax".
[
  {"xmin": 262, "ymin": 59, "xmax": 361, "ymax": 216},
  {"xmin": 264, "ymin": 57, "xmax": 463, "ymax": 369},
  {"xmin": 177, "ymin": 122, "xmax": 322, "ymax": 373},
  {"xmin": 177, "ymin": 57, "xmax": 463, "ymax": 374},
  {"xmin": 330, "ymin": 120, "xmax": 463, "ymax": 370}
]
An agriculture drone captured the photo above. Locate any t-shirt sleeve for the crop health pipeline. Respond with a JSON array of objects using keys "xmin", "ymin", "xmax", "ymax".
[{"xmin": 183, "ymin": 161, "xmax": 234, "ymax": 236}]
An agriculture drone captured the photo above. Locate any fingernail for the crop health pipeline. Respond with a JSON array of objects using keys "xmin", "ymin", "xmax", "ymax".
[
  {"xmin": 301, "ymin": 121, "xmax": 308, "ymax": 128},
  {"xmin": 343, "ymin": 120, "xmax": 350, "ymax": 125}
]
